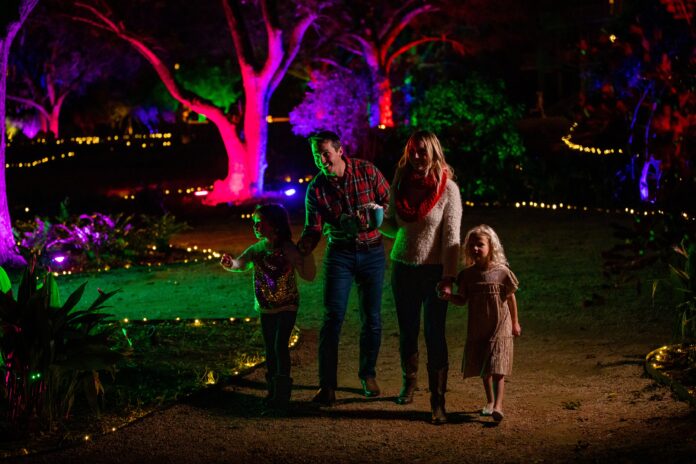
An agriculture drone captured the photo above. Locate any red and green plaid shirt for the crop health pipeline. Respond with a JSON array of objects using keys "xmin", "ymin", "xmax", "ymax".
[{"xmin": 301, "ymin": 156, "xmax": 390, "ymax": 250}]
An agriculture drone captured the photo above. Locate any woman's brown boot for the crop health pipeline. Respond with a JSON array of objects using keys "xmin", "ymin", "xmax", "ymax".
[
  {"xmin": 428, "ymin": 364, "xmax": 448, "ymax": 425},
  {"xmin": 396, "ymin": 352, "xmax": 419, "ymax": 405}
]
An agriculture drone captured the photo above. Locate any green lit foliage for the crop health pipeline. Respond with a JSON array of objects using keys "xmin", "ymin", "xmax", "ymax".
[
  {"xmin": 289, "ymin": 69, "xmax": 371, "ymax": 154},
  {"xmin": 176, "ymin": 60, "xmax": 242, "ymax": 114},
  {"xmin": 0, "ymin": 264, "xmax": 122, "ymax": 432},
  {"xmin": 411, "ymin": 76, "xmax": 525, "ymax": 199}
]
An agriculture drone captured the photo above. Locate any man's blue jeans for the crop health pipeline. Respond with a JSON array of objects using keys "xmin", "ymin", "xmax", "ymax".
[
  {"xmin": 391, "ymin": 261, "xmax": 449, "ymax": 370},
  {"xmin": 319, "ymin": 244, "xmax": 385, "ymax": 389}
]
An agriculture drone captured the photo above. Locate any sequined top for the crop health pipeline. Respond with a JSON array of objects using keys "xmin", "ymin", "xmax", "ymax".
[{"xmin": 238, "ymin": 240, "xmax": 300, "ymax": 314}]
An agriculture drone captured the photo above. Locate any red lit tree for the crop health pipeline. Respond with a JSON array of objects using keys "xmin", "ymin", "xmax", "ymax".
[
  {"xmin": 329, "ymin": 0, "xmax": 461, "ymax": 128},
  {"xmin": 74, "ymin": 0, "xmax": 319, "ymax": 204},
  {"xmin": 0, "ymin": 0, "xmax": 38, "ymax": 266}
]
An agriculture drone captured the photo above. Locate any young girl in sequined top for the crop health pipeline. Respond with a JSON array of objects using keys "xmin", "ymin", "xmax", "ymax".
[{"xmin": 221, "ymin": 203, "xmax": 315, "ymax": 411}]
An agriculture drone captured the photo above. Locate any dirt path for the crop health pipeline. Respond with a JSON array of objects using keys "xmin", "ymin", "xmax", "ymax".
[{"xmin": 9, "ymin": 212, "xmax": 696, "ymax": 463}]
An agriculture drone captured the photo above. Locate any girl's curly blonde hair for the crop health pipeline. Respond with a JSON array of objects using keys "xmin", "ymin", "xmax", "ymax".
[{"xmin": 462, "ymin": 224, "xmax": 508, "ymax": 267}]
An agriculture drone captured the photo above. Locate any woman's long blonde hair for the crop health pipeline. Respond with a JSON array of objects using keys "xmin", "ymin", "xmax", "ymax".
[
  {"xmin": 462, "ymin": 224, "xmax": 509, "ymax": 267},
  {"xmin": 393, "ymin": 130, "xmax": 453, "ymax": 186}
]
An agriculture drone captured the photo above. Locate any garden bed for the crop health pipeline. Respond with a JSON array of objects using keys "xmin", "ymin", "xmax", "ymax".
[{"xmin": 0, "ymin": 316, "xmax": 299, "ymax": 458}]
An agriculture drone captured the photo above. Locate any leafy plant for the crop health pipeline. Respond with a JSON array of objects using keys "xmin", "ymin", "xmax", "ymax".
[
  {"xmin": 0, "ymin": 263, "xmax": 122, "ymax": 432},
  {"xmin": 131, "ymin": 213, "xmax": 191, "ymax": 253},
  {"xmin": 670, "ymin": 238, "xmax": 696, "ymax": 341},
  {"xmin": 15, "ymin": 211, "xmax": 190, "ymax": 272},
  {"xmin": 409, "ymin": 76, "xmax": 526, "ymax": 200}
]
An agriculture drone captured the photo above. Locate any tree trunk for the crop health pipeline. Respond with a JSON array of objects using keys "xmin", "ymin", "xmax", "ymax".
[
  {"xmin": 0, "ymin": 0, "xmax": 38, "ymax": 267},
  {"xmin": 375, "ymin": 74, "xmax": 394, "ymax": 128}
]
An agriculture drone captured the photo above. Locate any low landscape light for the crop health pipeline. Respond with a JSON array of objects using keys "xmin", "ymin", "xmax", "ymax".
[
  {"xmin": 194, "ymin": 190, "xmax": 209, "ymax": 197},
  {"xmin": 284, "ymin": 188, "xmax": 297, "ymax": 197}
]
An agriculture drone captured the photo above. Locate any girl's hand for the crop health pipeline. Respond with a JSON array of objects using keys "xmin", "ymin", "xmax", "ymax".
[
  {"xmin": 220, "ymin": 254, "xmax": 237, "ymax": 269},
  {"xmin": 512, "ymin": 322, "xmax": 522, "ymax": 337}
]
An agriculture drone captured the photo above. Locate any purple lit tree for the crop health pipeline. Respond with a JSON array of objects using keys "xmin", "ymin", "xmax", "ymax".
[
  {"xmin": 7, "ymin": 8, "xmax": 119, "ymax": 139},
  {"xmin": 73, "ymin": 0, "xmax": 321, "ymax": 204},
  {"xmin": 289, "ymin": 69, "xmax": 371, "ymax": 154},
  {"xmin": 0, "ymin": 0, "xmax": 38, "ymax": 266}
]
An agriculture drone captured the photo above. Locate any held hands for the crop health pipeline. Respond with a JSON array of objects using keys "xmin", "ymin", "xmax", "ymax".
[
  {"xmin": 512, "ymin": 322, "xmax": 522, "ymax": 337},
  {"xmin": 436, "ymin": 280, "xmax": 453, "ymax": 301},
  {"xmin": 297, "ymin": 236, "xmax": 314, "ymax": 256}
]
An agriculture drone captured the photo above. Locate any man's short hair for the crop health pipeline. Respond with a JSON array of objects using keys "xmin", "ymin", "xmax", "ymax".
[{"xmin": 308, "ymin": 130, "xmax": 342, "ymax": 151}]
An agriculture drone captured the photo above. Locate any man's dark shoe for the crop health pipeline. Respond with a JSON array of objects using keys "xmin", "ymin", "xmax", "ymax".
[
  {"xmin": 311, "ymin": 387, "xmax": 336, "ymax": 406},
  {"xmin": 360, "ymin": 377, "xmax": 381, "ymax": 397}
]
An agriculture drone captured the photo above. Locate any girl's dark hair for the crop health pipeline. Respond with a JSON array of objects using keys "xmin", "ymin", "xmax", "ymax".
[{"xmin": 254, "ymin": 203, "xmax": 292, "ymax": 242}]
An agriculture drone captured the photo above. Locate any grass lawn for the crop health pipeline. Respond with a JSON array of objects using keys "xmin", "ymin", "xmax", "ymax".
[{"xmin": 52, "ymin": 206, "xmax": 678, "ymax": 333}]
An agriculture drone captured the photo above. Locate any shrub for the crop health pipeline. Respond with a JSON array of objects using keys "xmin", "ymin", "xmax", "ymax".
[
  {"xmin": 0, "ymin": 263, "xmax": 122, "ymax": 432},
  {"xmin": 410, "ymin": 76, "xmax": 526, "ymax": 200},
  {"xmin": 15, "ymin": 212, "xmax": 189, "ymax": 272}
]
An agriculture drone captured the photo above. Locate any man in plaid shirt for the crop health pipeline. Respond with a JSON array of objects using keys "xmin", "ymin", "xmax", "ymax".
[{"xmin": 298, "ymin": 130, "xmax": 390, "ymax": 406}]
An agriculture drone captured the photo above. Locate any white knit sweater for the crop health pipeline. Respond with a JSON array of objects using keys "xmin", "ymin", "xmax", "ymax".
[{"xmin": 387, "ymin": 179, "xmax": 462, "ymax": 278}]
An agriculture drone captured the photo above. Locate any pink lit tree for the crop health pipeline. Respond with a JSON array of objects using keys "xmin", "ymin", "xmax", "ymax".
[
  {"xmin": 73, "ymin": 0, "xmax": 320, "ymax": 204},
  {"xmin": 0, "ymin": 0, "xmax": 38, "ymax": 266}
]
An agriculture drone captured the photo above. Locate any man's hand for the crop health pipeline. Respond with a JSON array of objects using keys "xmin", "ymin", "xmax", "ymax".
[{"xmin": 339, "ymin": 213, "xmax": 360, "ymax": 236}]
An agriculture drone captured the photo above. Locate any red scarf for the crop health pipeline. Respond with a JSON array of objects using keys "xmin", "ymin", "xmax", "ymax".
[{"xmin": 394, "ymin": 168, "xmax": 447, "ymax": 222}]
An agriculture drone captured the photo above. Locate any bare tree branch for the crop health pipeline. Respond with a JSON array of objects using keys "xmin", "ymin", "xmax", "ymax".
[
  {"xmin": 385, "ymin": 35, "xmax": 465, "ymax": 73},
  {"xmin": 6, "ymin": 95, "xmax": 49, "ymax": 118},
  {"xmin": 379, "ymin": 3, "xmax": 438, "ymax": 64}
]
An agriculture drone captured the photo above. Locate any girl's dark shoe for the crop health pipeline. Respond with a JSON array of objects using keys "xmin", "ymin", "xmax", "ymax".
[{"xmin": 312, "ymin": 387, "xmax": 336, "ymax": 406}]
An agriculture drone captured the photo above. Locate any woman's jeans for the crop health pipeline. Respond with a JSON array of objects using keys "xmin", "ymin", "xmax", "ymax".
[
  {"xmin": 392, "ymin": 261, "xmax": 449, "ymax": 370},
  {"xmin": 261, "ymin": 310, "xmax": 298, "ymax": 377},
  {"xmin": 319, "ymin": 244, "xmax": 385, "ymax": 389}
]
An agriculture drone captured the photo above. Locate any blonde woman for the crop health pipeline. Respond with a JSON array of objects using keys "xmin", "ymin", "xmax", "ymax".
[
  {"xmin": 444, "ymin": 224, "xmax": 521, "ymax": 422},
  {"xmin": 381, "ymin": 130, "xmax": 462, "ymax": 424}
]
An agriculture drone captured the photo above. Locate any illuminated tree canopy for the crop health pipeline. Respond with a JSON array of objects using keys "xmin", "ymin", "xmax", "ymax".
[
  {"xmin": 289, "ymin": 69, "xmax": 371, "ymax": 154},
  {"xmin": 73, "ymin": 0, "xmax": 320, "ymax": 204},
  {"xmin": 7, "ymin": 8, "xmax": 121, "ymax": 139},
  {"xmin": 411, "ymin": 76, "xmax": 525, "ymax": 199}
]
